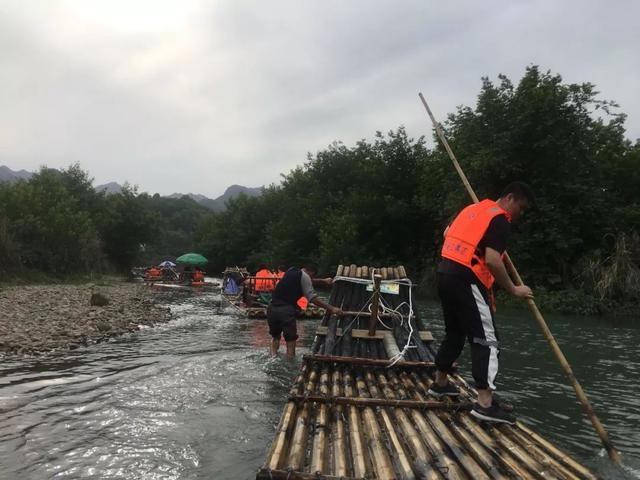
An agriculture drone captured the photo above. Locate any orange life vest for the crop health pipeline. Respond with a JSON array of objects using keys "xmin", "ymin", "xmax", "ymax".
[
  {"xmin": 297, "ymin": 296, "xmax": 308, "ymax": 310},
  {"xmin": 254, "ymin": 269, "xmax": 275, "ymax": 292},
  {"xmin": 192, "ymin": 271, "xmax": 204, "ymax": 283},
  {"xmin": 147, "ymin": 268, "xmax": 161, "ymax": 278},
  {"xmin": 441, "ymin": 199, "xmax": 511, "ymax": 290}
]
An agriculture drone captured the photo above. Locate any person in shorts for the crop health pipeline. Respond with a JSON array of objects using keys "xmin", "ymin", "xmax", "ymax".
[{"xmin": 267, "ymin": 265, "xmax": 342, "ymax": 359}]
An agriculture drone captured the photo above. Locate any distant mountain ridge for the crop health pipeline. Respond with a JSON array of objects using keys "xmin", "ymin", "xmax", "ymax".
[
  {"xmin": 0, "ymin": 165, "xmax": 34, "ymax": 182},
  {"xmin": 95, "ymin": 182, "xmax": 124, "ymax": 194},
  {"xmin": 0, "ymin": 166, "xmax": 262, "ymax": 211}
]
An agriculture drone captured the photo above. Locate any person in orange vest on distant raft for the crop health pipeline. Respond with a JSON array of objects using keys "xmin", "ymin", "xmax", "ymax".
[
  {"xmin": 192, "ymin": 267, "xmax": 205, "ymax": 284},
  {"xmin": 428, "ymin": 182, "xmax": 535, "ymax": 425},
  {"xmin": 146, "ymin": 266, "xmax": 162, "ymax": 279},
  {"xmin": 254, "ymin": 264, "xmax": 276, "ymax": 292},
  {"xmin": 267, "ymin": 265, "xmax": 343, "ymax": 359}
]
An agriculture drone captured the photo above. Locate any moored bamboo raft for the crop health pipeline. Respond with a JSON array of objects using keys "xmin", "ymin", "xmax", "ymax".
[
  {"xmin": 221, "ymin": 266, "xmax": 326, "ymax": 319},
  {"xmin": 257, "ymin": 265, "xmax": 598, "ymax": 480}
]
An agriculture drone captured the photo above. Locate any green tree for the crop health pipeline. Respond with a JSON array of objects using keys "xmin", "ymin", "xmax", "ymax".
[{"xmin": 96, "ymin": 185, "xmax": 159, "ymax": 270}]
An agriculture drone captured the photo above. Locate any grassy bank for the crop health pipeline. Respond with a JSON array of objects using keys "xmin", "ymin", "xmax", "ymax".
[
  {"xmin": 496, "ymin": 288, "xmax": 640, "ymax": 317},
  {"xmin": 417, "ymin": 270, "xmax": 639, "ymax": 317}
]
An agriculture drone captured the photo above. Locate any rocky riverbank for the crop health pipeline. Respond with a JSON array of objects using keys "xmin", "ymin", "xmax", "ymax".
[{"xmin": 0, "ymin": 281, "xmax": 172, "ymax": 356}]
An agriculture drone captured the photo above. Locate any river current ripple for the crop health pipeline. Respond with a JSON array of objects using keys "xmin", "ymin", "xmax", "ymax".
[{"xmin": 0, "ymin": 290, "xmax": 638, "ymax": 479}]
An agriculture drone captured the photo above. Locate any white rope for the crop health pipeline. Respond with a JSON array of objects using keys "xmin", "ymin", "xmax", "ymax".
[
  {"xmin": 377, "ymin": 277, "xmax": 417, "ymax": 367},
  {"xmin": 329, "ymin": 271, "xmax": 418, "ymax": 365}
]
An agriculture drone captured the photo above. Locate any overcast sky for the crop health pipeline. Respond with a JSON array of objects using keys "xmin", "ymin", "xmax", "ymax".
[{"xmin": 0, "ymin": 1, "xmax": 638, "ymax": 197}]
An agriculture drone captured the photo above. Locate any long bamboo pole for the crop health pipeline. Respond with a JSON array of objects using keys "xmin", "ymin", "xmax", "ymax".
[{"xmin": 418, "ymin": 92, "xmax": 621, "ymax": 464}]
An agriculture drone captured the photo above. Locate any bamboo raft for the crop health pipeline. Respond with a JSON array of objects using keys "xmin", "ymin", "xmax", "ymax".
[
  {"xmin": 257, "ymin": 265, "xmax": 597, "ymax": 480},
  {"xmin": 151, "ymin": 281, "xmax": 220, "ymax": 292},
  {"xmin": 221, "ymin": 266, "xmax": 326, "ymax": 319},
  {"xmin": 222, "ymin": 296, "xmax": 327, "ymax": 319}
]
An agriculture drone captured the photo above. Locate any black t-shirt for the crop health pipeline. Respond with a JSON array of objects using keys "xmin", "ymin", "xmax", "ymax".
[{"xmin": 438, "ymin": 215, "xmax": 511, "ymax": 283}]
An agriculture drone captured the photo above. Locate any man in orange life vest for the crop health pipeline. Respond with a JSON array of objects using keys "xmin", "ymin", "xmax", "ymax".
[{"xmin": 428, "ymin": 182, "xmax": 535, "ymax": 425}]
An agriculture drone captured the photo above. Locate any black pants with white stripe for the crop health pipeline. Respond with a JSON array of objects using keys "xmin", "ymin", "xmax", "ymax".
[{"xmin": 434, "ymin": 272, "xmax": 500, "ymax": 390}]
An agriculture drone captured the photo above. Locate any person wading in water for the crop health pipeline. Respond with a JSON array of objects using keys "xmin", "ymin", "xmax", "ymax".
[
  {"xmin": 428, "ymin": 181, "xmax": 535, "ymax": 424},
  {"xmin": 267, "ymin": 265, "xmax": 342, "ymax": 359}
]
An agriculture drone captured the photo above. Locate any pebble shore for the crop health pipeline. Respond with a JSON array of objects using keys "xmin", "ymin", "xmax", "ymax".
[{"xmin": 0, "ymin": 281, "xmax": 172, "ymax": 356}]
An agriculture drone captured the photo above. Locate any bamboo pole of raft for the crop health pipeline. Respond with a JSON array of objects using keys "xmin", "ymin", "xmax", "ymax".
[
  {"xmin": 341, "ymin": 368, "xmax": 369, "ymax": 478},
  {"xmin": 264, "ymin": 364, "xmax": 309, "ymax": 470},
  {"xmin": 418, "ymin": 92, "xmax": 621, "ymax": 465},
  {"xmin": 374, "ymin": 371, "xmax": 440, "ymax": 480},
  {"xmin": 415, "ymin": 372, "xmax": 566, "ymax": 479},
  {"xmin": 289, "ymin": 394, "xmax": 474, "ymax": 410},
  {"xmin": 407, "ymin": 373, "xmax": 492, "ymax": 479},
  {"xmin": 386, "ymin": 370, "xmax": 467, "ymax": 479},
  {"xmin": 256, "ymin": 470, "xmax": 364, "ymax": 480},
  {"xmin": 330, "ymin": 367, "xmax": 350, "ymax": 477},
  {"xmin": 433, "ymin": 372, "xmax": 548, "ymax": 478},
  {"xmin": 309, "ymin": 367, "xmax": 329, "ymax": 473},
  {"xmin": 368, "ymin": 273, "xmax": 382, "ymax": 336},
  {"xmin": 353, "ymin": 368, "xmax": 395, "ymax": 480},
  {"xmin": 361, "ymin": 371, "xmax": 417, "ymax": 480},
  {"xmin": 515, "ymin": 422, "xmax": 600, "ymax": 480},
  {"xmin": 500, "ymin": 426, "xmax": 586, "ymax": 480},
  {"xmin": 286, "ymin": 364, "xmax": 320, "ymax": 470}
]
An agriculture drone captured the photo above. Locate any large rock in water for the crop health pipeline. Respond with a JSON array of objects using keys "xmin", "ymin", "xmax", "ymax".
[{"xmin": 90, "ymin": 292, "xmax": 110, "ymax": 307}]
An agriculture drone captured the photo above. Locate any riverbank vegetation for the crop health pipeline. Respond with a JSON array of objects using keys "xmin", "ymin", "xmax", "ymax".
[
  {"xmin": 1, "ymin": 66, "xmax": 638, "ymax": 314},
  {"xmin": 195, "ymin": 66, "xmax": 640, "ymax": 314},
  {"xmin": 0, "ymin": 165, "xmax": 209, "ymax": 282}
]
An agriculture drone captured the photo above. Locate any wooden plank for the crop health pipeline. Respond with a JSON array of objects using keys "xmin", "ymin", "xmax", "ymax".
[
  {"xmin": 303, "ymin": 354, "xmax": 437, "ymax": 368},
  {"xmin": 316, "ymin": 327, "xmax": 429, "ymax": 342},
  {"xmin": 353, "ymin": 329, "xmax": 385, "ymax": 340},
  {"xmin": 419, "ymin": 331, "xmax": 434, "ymax": 342},
  {"xmin": 315, "ymin": 327, "xmax": 385, "ymax": 340}
]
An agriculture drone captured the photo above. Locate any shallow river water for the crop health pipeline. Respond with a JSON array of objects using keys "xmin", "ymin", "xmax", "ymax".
[{"xmin": 0, "ymin": 288, "xmax": 639, "ymax": 479}]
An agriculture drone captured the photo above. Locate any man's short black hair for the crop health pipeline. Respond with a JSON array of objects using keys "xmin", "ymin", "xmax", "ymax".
[
  {"xmin": 303, "ymin": 263, "xmax": 318, "ymax": 274},
  {"xmin": 501, "ymin": 181, "xmax": 535, "ymax": 204},
  {"xmin": 258, "ymin": 263, "xmax": 268, "ymax": 270}
]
